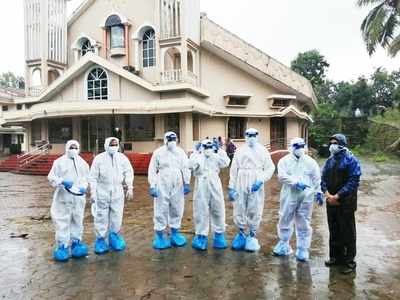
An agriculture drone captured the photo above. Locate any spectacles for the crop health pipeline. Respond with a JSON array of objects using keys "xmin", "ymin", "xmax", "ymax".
[
  {"xmin": 166, "ymin": 136, "xmax": 177, "ymax": 142},
  {"xmin": 292, "ymin": 143, "xmax": 305, "ymax": 150},
  {"xmin": 246, "ymin": 133, "xmax": 258, "ymax": 138},
  {"xmin": 203, "ymin": 143, "xmax": 213, "ymax": 149}
]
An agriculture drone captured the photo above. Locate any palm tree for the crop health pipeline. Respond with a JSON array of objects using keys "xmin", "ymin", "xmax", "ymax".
[{"xmin": 357, "ymin": 0, "xmax": 400, "ymax": 56}]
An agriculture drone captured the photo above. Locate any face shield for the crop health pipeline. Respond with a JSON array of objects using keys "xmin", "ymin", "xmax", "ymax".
[{"xmin": 245, "ymin": 129, "xmax": 259, "ymax": 148}]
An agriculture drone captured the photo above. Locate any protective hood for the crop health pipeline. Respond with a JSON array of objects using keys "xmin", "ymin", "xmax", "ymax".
[
  {"xmin": 330, "ymin": 133, "xmax": 347, "ymax": 146},
  {"xmin": 289, "ymin": 137, "xmax": 306, "ymax": 159},
  {"xmin": 164, "ymin": 131, "xmax": 178, "ymax": 145},
  {"xmin": 245, "ymin": 128, "xmax": 259, "ymax": 147},
  {"xmin": 65, "ymin": 140, "xmax": 80, "ymax": 158},
  {"xmin": 104, "ymin": 137, "xmax": 119, "ymax": 151}
]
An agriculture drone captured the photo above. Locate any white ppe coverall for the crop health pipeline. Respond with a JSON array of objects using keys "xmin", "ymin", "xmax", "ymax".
[
  {"xmin": 229, "ymin": 143, "xmax": 275, "ymax": 232},
  {"xmin": 48, "ymin": 140, "xmax": 90, "ymax": 246},
  {"xmin": 277, "ymin": 152, "xmax": 321, "ymax": 250},
  {"xmin": 148, "ymin": 144, "xmax": 191, "ymax": 232},
  {"xmin": 90, "ymin": 137, "xmax": 134, "ymax": 238},
  {"xmin": 189, "ymin": 149, "xmax": 230, "ymax": 236}
]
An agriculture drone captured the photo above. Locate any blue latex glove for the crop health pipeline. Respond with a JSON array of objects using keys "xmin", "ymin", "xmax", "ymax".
[
  {"xmin": 79, "ymin": 187, "xmax": 87, "ymax": 195},
  {"xmin": 183, "ymin": 184, "xmax": 191, "ymax": 195},
  {"xmin": 251, "ymin": 180, "xmax": 263, "ymax": 193},
  {"xmin": 228, "ymin": 188, "xmax": 238, "ymax": 202},
  {"xmin": 149, "ymin": 187, "xmax": 159, "ymax": 198},
  {"xmin": 315, "ymin": 192, "xmax": 324, "ymax": 206},
  {"xmin": 295, "ymin": 182, "xmax": 310, "ymax": 191},
  {"xmin": 195, "ymin": 142, "xmax": 202, "ymax": 152},
  {"xmin": 212, "ymin": 141, "xmax": 219, "ymax": 153},
  {"xmin": 62, "ymin": 180, "xmax": 73, "ymax": 189}
]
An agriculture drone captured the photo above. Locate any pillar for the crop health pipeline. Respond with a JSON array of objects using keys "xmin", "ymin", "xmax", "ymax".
[
  {"xmin": 41, "ymin": 119, "xmax": 48, "ymax": 142},
  {"xmin": 72, "ymin": 117, "xmax": 80, "ymax": 141},
  {"xmin": 179, "ymin": 112, "xmax": 193, "ymax": 152}
]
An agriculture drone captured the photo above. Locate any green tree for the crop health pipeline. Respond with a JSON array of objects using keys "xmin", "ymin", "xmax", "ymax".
[
  {"xmin": 371, "ymin": 68, "xmax": 396, "ymax": 111},
  {"xmin": 291, "ymin": 50, "xmax": 330, "ymax": 87},
  {"xmin": 358, "ymin": 0, "xmax": 400, "ymax": 56},
  {"xmin": 0, "ymin": 71, "xmax": 25, "ymax": 89}
]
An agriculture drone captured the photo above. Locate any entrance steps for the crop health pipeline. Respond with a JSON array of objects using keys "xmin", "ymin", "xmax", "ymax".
[{"xmin": 0, "ymin": 153, "xmax": 153, "ymax": 176}]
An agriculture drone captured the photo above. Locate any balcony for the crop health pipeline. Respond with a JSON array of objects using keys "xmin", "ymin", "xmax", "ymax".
[
  {"xmin": 29, "ymin": 86, "xmax": 43, "ymax": 97},
  {"xmin": 161, "ymin": 70, "xmax": 199, "ymax": 86},
  {"xmin": 161, "ymin": 70, "xmax": 183, "ymax": 84}
]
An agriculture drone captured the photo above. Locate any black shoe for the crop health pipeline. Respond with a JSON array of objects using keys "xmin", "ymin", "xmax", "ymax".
[
  {"xmin": 341, "ymin": 262, "xmax": 356, "ymax": 274},
  {"xmin": 325, "ymin": 258, "xmax": 341, "ymax": 267}
]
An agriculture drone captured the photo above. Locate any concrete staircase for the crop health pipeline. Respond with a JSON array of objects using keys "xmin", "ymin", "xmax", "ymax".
[{"xmin": 0, "ymin": 152, "xmax": 152, "ymax": 176}]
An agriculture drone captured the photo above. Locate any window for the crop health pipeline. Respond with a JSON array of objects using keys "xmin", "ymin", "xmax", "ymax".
[
  {"xmin": 143, "ymin": 29, "xmax": 156, "ymax": 68},
  {"xmin": 49, "ymin": 118, "xmax": 73, "ymax": 144},
  {"xmin": 105, "ymin": 15, "xmax": 125, "ymax": 49},
  {"xmin": 165, "ymin": 113, "xmax": 180, "ymax": 137},
  {"xmin": 87, "ymin": 68, "xmax": 108, "ymax": 100},
  {"xmin": 225, "ymin": 95, "xmax": 250, "ymax": 107},
  {"xmin": 228, "ymin": 117, "xmax": 246, "ymax": 139},
  {"xmin": 271, "ymin": 99, "xmax": 290, "ymax": 108},
  {"xmin": 2, "ymin": 106, "xmax": 8, "ymax": 112},
  {"xmin": 110, "ymin": 25, "xmax": 125, "ymax": 48},
  {"xmin": 81, "ymin": 38, "xmax": 94, "ymax": 56},
  {"xmin": 125, "ymin": 115, "xmax": 155, "ymax": 141},
  {"xmin": 17, "ymin": 104, "xmax": 23, "ymax": 110}
]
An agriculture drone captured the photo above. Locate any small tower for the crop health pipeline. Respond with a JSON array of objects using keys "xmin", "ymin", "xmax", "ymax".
[
  {"xmin": 24, "ymin": 0, "xmax": 69, "ymax": 96},
  {"xmin": 159, "ymin": 0, "xmax": 200, "ymax": 85}
]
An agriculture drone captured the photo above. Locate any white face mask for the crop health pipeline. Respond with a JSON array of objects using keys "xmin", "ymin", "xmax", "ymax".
[
  {"xmin": 329, "ymin": 144, "xmax": 342, "ymax": 155},
  {"xmin": 293, "ymin": 148, "xmax": 305, "ymax": 158},
  {"xmin": 67, "ymin": 149, "xmax": 78, "ymax": 158},
  {"xmin": 167, "ymin": 141, "xmax": 177, "ymax": 151},
  {"xmin": 107, "ymin": 146, "xmax": 119, "ymax": 155},
  {"xmin": 204, "ymin": 148, "xmax": 213, "ymax": 157},
  {"xmin": 247, "ymin": 137, "xmax": 257, "ymax": 148}
]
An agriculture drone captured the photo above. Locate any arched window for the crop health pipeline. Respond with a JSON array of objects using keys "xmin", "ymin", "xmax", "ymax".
[
  {"xmin": 81, "ymin": 38, "xmax": 95, "ymax": 56},
  {"xmin": 87, "ymin": 68, "xmax": 108, "ymax": 100},
  {"xmin": 143, "ymin": 29, "xmax": 156, "ymax": 68},
  {"xmin": 106, "ymin": 15, "xmax": 125, "ymax": 49}
]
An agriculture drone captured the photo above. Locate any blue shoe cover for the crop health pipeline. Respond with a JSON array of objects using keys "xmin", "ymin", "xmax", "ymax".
[
  {"xmin": 296, "ymin": 248, "xmax": 309, "ymax": 262},
  {"xmin": 71, "ymin": 240, "xmax": 89, "ymax": 258},
  {"xmin": 53, "ymin": 245, "xmax": 69, "ymax": 262},
  {"xmin": 192, "ymin": 235, "xmax": 208, "ymax": 251},
  {"xmin": 94, "ymin": 237, "xmax": 109, "ymax": 255},
  {"xmin": 273, "ymin": 241, "xmax": 292, "ymax": 257},
  {"xmin": 245, "ymin": 236, "xmax": 261, "ymax": 252},
  {"xmin": 231, "ymin": 230, "xmax": 247, "ymax": 251},
  {"xmin": 109, "ymin": 232, "xmax": 126, "ymax": 251},
  {"xmin": 213, "ymin": 232, "xmax": 228, "ymax": 249},
  {"xmin": 153, "ymin": 231, "xmax": 171, "ymax": 250},
  {"xmin": 171, "ymin": 228, "xmax": 187, "ymax": 247}
]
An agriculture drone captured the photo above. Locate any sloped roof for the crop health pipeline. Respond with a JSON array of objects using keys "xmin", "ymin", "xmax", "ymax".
[
  {"xmin": 200, "ymin": 16, "xmax": 317, "ymax": 108},
  {"xmin": 27, "ymin": 53, "xmax": 208, "ymax": 104}
]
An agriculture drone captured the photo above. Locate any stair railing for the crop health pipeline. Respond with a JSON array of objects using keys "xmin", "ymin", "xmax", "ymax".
[{"xmin": 17, "ymin": 143, "xmax": 50, "ymax": 168}]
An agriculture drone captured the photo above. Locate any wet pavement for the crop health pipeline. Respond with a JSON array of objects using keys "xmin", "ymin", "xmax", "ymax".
[{"xmin": 0, "ymin": 159, "xmax": 399, "ymax": 299}]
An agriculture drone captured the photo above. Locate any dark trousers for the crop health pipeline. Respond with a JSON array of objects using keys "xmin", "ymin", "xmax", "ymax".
[{"xmin": 327, "ymin": 206, "xmax": 357, "ymax": 264}]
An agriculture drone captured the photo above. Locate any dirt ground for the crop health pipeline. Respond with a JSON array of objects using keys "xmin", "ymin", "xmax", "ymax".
[{"xmin": 0, "ymin": 158, "xmax": 399, "ymax": 300}]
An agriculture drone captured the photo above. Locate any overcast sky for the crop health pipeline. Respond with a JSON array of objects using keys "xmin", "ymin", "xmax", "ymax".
[{"xmin": 1, "ymin": 0, "xmax": 398, "ymax": 82}]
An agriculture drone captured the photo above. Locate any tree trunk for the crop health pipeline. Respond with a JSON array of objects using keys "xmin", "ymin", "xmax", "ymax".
[{"xmin": 385, "ymin": 137, "xmax": 400, "ymax": 152}]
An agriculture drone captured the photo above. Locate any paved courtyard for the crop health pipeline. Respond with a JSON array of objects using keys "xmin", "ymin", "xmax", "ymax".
[{"xmin": 0, "ymin": 159, "xmax": 399, "ymax": 299}]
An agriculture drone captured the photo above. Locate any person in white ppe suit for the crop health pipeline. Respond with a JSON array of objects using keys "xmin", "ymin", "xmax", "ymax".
[
  {"xmin": 189, "ymin": 139, "xmax": 230, "ymax": 251},
  {"xmin": 90, "ymin": 137, "xmax": 134, "ymax": 255},
  {"xmin": 273, "ymin": 137, "xmax": 322, "ymax": 262},
  {"xmin": 48, "ymin": 140, "xmax": 90, "ymax": 262},
  {"xmin": 228, "ymin": 128, "xmax": 275, "ymax": 252},
  {"xmin": 148, "ymin": 132, "xmax": 191, "ymax": 250}
]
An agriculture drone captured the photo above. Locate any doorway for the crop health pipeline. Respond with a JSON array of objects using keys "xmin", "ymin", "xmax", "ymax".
[
  {"xmin": 81, "ymin": 116, "xmax": 112, "ymax": 153},
  {"xmin": 270, "ymin": 117, "xmax": 286, "ymax": 150}
]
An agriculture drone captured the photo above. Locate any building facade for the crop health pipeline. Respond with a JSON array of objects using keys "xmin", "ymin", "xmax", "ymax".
[{"xmin": 1, "ymin": 0, "xmax": 316, "ymax": 155}]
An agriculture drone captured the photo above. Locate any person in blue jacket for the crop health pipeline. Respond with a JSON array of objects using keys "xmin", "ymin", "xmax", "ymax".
[{"xmin": 321, "ymin": 134, "xmax": 361, "ymax": 274}]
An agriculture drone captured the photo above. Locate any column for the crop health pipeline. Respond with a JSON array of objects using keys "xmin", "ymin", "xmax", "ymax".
[
  {"xmin": 72, "ymin": 117, "xmax": 80, "ymax": 141},
  {"xmin": 154, "ymin": 114, "xmax": 165, "ymax": 140},
  {"xmin": 179, "ymin": 112, "xmax": 193, "ymax": 152}
]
